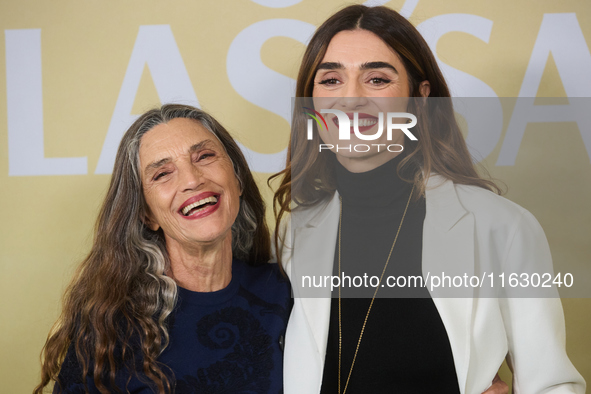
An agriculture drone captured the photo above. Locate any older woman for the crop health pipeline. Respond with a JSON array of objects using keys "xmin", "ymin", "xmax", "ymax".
[
  {"xmin": 272, "ymin": 5, "xmax": 585, "ymax": 394},
  {"xmin": 35, "ymin": 105, "xmax": 291, "ymax": 393}
]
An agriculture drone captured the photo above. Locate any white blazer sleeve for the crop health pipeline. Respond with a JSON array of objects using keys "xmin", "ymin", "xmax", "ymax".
[{"xmin": 499, "ymin": 210, "xmax": 585, "ymax": 393}]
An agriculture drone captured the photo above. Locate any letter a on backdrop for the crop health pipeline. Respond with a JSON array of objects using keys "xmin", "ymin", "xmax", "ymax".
[{"xmin": 95, "ymin": 25, "xmax": 199, "ymax": 174}]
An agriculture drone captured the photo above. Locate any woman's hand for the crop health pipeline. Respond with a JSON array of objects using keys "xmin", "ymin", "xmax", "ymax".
[{"xmin": 482, "ymin": 373, "xmax": 509, "ymax": 394}]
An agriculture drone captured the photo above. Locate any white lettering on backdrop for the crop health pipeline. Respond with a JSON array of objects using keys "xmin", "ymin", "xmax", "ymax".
[
  {"xmin": 418, "ymin": 14, "xmax": 503, "ymax": 162},
  {"xmin": 498, "ymin": 13, "xmax": 591, "ymax": 165},
  {"xmin": 227, "ymin": 19, "xmax": 315, "ymax": 173},
  {"xmin": 6, "ymin": 29, "xmax": 87, "ymax": 176},
  {"xmin": 4, "ymin": 13, "xmax": 591, "ymax": 175},
  {"xmin": 95, "ymin": 25, "xmax": 199, "ymax": 174}
]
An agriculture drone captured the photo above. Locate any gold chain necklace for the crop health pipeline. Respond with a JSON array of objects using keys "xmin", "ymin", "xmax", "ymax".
[{"xmin": 337, "ymin": 185, "xmax": 415, "ymax": 394}]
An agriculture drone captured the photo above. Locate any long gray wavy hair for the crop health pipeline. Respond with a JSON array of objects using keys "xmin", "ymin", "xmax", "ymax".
[{"xmin": 35, "ymin": 104, "xmax": 271, "ymax": 394}]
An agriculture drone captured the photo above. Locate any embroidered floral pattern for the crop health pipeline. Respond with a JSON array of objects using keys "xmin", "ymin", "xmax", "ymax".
[{"xmin": 175, "ymin": 306, "xmax": 274, "ymax": 393}]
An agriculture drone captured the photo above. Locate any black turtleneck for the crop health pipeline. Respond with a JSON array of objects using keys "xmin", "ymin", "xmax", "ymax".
[{"xmin": 319, "ymin": 155, "xmax": 460, "ymax": 394}]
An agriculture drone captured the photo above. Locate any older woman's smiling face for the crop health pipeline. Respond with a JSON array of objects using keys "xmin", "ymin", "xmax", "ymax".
[{"xmin": 139, "ymin": 118, "xmax": 241, "ymax": 254}]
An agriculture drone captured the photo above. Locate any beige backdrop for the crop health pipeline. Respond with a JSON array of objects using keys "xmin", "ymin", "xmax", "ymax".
[{"xmin": 0, "ymin": 0, "xmax": 589, "ymax": 392}]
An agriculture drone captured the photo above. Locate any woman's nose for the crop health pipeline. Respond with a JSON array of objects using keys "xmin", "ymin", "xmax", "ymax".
[
  {"xmin": 338, "ymin": 81, "xmax": 368, "ymax": 109},
  {"xmin": 178, "ymin": 164, "xmax": 203, "ymax": 192}
]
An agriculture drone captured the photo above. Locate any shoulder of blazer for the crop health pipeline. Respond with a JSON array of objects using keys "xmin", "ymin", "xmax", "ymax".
[
  {"xmin": 273, "ymin": 192, "xmax": 339, "ymax": 275},
  {"xmin": 426, "ymin": 175, "xmax": 532, "ymax": 232},
  {"xmin": 290, "ymin": 192, "xmax": 340, "ymax": 230}
]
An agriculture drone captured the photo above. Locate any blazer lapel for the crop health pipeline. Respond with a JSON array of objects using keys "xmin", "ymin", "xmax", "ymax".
[
  {"xmin": 423, "ymin": 176, "xmax": 475, "ymax": 394},
  {"xmin": 291, "ymin": 193, "xmax": 341, "ymax": 364}
]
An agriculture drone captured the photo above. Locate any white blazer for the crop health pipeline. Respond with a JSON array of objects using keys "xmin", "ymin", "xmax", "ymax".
[{"xmin": 278, "ymin": 176, "xmax": 585, "ymax": 394}]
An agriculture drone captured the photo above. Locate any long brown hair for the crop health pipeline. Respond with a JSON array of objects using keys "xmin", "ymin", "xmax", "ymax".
[
  {"xmin": 270, "ymin": 4, "xmax": 500, "ymax": 254},
  {"xmin": 35, "ymin": 104, "xmax": 270, "ymax": 393}
]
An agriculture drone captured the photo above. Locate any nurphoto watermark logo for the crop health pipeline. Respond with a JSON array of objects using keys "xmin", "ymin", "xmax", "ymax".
[{"xmin": 304, "ymin": 107, "xmax": 418, "ymax": 153}]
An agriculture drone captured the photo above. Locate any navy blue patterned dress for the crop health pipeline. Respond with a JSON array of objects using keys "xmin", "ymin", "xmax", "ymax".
[{"xmin": 55, "ymin": 260, "xmax": 292, "ymax": 393}]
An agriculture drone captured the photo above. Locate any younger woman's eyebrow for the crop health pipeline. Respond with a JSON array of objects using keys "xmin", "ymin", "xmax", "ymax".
[
  {"xmin": 316, "ymin": 61, "xmax": 398, "ymax": 73},
  {"xmin": 360, "ymin": 61, "xmax": 398, "ymax": 73},
  {"xmin": 317, "ymin": 62, "xmax": 344, "ymax": 70}
]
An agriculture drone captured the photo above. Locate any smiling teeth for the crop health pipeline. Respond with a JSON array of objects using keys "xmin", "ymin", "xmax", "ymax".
[
  {"xmin": 335, "ymin": 118, "xmax": 378, "ymax": 127},
  {"xmin": 182, "ymin": 196, "xmax": 218, "ymax": 216},
  {"xmin": 356, "ymin": 118, "xmax": 378, "ymax": 127}
]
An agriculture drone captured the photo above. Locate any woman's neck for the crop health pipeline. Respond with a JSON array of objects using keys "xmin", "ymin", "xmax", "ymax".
[
  {"xmin": 336, "ymin": 153, "xmax": 410, "ymax": 209},
  {"xmin": 335, "ymin": 151, "xmax": 403, "ymax": 173},
  {"xmin": 165, "ymin": 235, "xmax": 233, "ymax": 292}
]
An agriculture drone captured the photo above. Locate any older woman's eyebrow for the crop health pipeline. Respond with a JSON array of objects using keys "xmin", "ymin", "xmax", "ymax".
[
  {"xmin": 360, "ymin": 61, "xmax": 398, "ymax": 73},
  {"xmin": 188, "ymin": 139, "xmax": 216, "ymax": 154},
  {"xmin": 144, "ymin": 140, "xmax": 217, "ymax": 175},
  {"xmin": 145, "ymin": 157, "xmax": 171, "ymax": 174}
]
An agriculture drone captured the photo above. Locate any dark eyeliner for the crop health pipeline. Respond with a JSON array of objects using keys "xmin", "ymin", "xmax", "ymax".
[
  {"xmin": 318, "ymin": 78, "xmax": 339, "ymax": 85},
  {"xmin": 370, "ymin": 77, "xmax": 392, "ymax": 84}
]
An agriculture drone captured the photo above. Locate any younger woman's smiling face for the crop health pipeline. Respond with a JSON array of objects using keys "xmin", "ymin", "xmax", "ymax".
[
  {"xmin": 313, "ymin": 29, "xmax": 411, "ymax": 99},
  {"xmin": 312, "ymin": 29, "xmax": 428, "ymax": 172}
]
